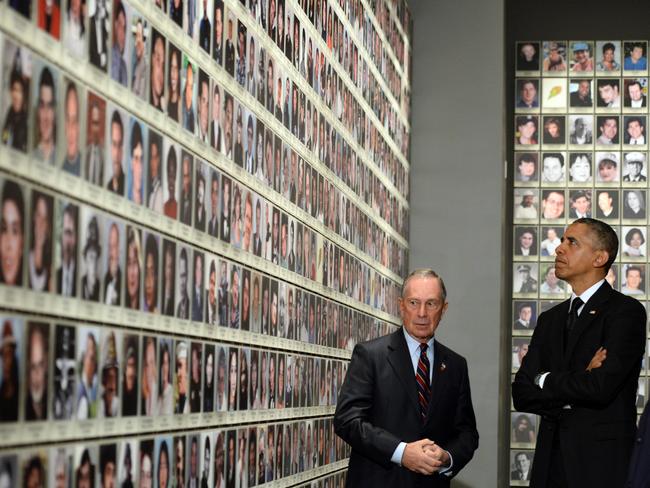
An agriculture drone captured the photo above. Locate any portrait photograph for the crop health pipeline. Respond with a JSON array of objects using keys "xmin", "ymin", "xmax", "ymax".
[
  {"xmin": 179, "ymin": 149, "xmax": 193, "ymax": 226},
  {"xmin": 229, "ymin": 264, "xmax": 241, "ymax": 330},
  {"xmin": 250, "ymin": 272, "xmax": 261, "ymax": 333},
  {"xmin": 595, "ymin": 41, "xmax": 621, "ymax": 72},
  {"xmin": 512, "ymin": 188, "xmax": 539, "ymax": 221},
  {"xmin": 197, "ymin": 70, "xmax": 210, "ymax": 145},
  {"xmin": 515, "ymin": 115, "xmax": 538, "ymax": 146},
  {"xmin": 240, "ymin": 267, "xmax": 251, "ymax": 331},
  {"xmin": 191, "ymin": 250, "xmax": 204, "ymax": 323},
  {"xmin": 513, "ymin": 301, "xmax": 537, "ymax": 332},
  {"xmin": 0, "ymin": 316, "xmax": 22, "ymax": 422},
  {"xmin": 188, "ymin": 341, "xmax": 201, "ymax": 413},
  {"xmin": 512, "ymin": 337, "xmax": 531, "ymax": 371},
  {"xmin": 623, "ymin": 115, "xmax": 647, "ymax": 145},
  {"xmin": 568, "ymin": 115, "xmax": 593, "ymax": 145},
  {"xmin": 149, "ymin": 29, "xmax": 167, "ymax": 113},
  {"xmin": 623, "ymin": 77, "xmax": 647, "ymax": 108},
  {"xmin": 60, "ymin": 78, "xmax": 85, "ymax": 177},
  {"xmin": 540, "ymin": 78, "xmax": 567, "ymax": 110},
  {"xmin": 539, "ymin": 263, "xmax": 565, "ymax": 296},
  {"xmin": 76, "ymin": 326, "xmax": 99, "ymax": 419},
  {"xmin": 54, "ymin": 199, "xmax": 77, "ymax": 296},
  {"xmin": 31, "ymin": 61, "xmax": 60, "ymax": 167},
  {"xmin": 622, "ymin": 151, "xmax": 647, "ymax": 182},
  {"xmin": 230, "ymin": 182, "xmax": 242, "ymax": 249},
  {"xmin": 622, "ymin": 226, "xmax": 647, "ymax": 258},
  {"xmin": 568, "ymin": 153, "xmax": 592, "ymax": 184},
  {"xmin": 167, "ymin": 42, "xmax": 181, "ymax": 123},
  {"xmin": 194, "ymin": 160, "xmax": 208, "ymax": 233},
  {"xmin": 596, "ymin": 78, "xmax": 621, "ymax": 108},
  {"xmin": 623, "ymin": 189, "xmax": 646, "ymax": 219},
  {"xmin": 181, "ymin": 54, "xmax": 197, "ymax": 135},
  {"xmin": 154, "ymin": 436, "xmax": 173, "ymax": 487},
  {"xmin": 25, "ymin": 321, "xmax": 50, "ymax": 421},
  {"xmin": 63, "ymin": 0, "xmax": 87, "ymax": 60},
  {"xmin": 98, "ymin": 328, "xmax": 120, "ymax": 419},
  {"xmin": 142, "ymin": 232, "xmax": 159, "ymax": 314},
  {"xmin": 153, "ymin": 337, "xmax": 173, "ymax": 417},
  {"xmin": 623, "ymin": 41, "xmax": 648, "ymax": 71},
  {"xmin": 569, "ymin": 189, "xmax": 592, "ymax": 219},
  {"xmin": 124, "ymin": 225, "xmax": 142, "ymax": 310},
  {"xmin": 161, "ymin": 139, "xmax": 179, "ymax": 220},
  {"xmin": 203, "ymin": 343, "xmax": 215, "ymax": 412},
  {"xmin": 569, "ymin": 78, "xmax": 593, "ymax": 108},
  {"xmin": 88, "ymin": 0, "xmax": 109, "ymax": 71},
  {"xmin": 178, "ymin": 247, "xmax": 194, "ymax": 319},
  {"xmin": 79, "ymin": 209, "xmax": 103, "ymax": 302},
  {"xmin": 121, "ymin": 333, "xmax": 138, "ymax": 416},
  {"xmin": 510, "ymin": 450, "xmax": 533, "ymax": 483},
  {"xmin": 140, "ymin": 336, "xmax": 158, "ymax": 417},
  {"xmin": 596, "ymin": 151, "xmax": 620, "ymax": 183},
  {"xmin": 127, "ymin": 117, "xmax": 146, "ymax": 206},
  {"xmin": 129, "ymin": 13, "xmax": 149, "ymax": 100},
  {"xmin": 595, "ymin": 189, "xmax": 619, "ymax": 220},
  {"xmin": 569, "ymin": 41, "xmax": 593, "ymax": 72},
  {"xmin": 105, "ymin": 105, "xmax": 127, "ymax": 196},
  {"xmin": 28, "ymin": 190, "xmax": 54, "ymax": 293},
  {"xmin": 606, "ymin": 264, "xmax": 619, "ymax": 291},
  {"xmin": 74, "ymin": 446, "xmax": 98, "ymax": 487},
  {"xmin": 542, "ymin": 41, "xmax": 567, "ymax": 73},
  {"xmin": 37, "ymin": 0, "xmax": 62, "ymax": 39},
  {"xmin": 174, "ymin": 340, "xmax": 189, "ymax": 414},
  {"xmin": 542, "ymin": 115, "xmax": 565, "ymax": 145},
  {"xmin": 118, "ymin": 439, "xmax": 138, "ymax": 486},
  {"xmin": 111, "ymin": 0, "xmax": 131, "ymax": 87},
  {"xmin": 220, "ymin": 174, "xmax": 231, "ymax": 242},
  {"xmin": 621, "ymin": 263, "xmax": 646, "ymax": 296},
  {"xmin": 49, "ymin": 446, "xmax": 72, "ymax": 487},
  {"xmin": 511, "ymin": 412, "xmax": 537, "ymax": 446},
  {"xmin": 205, "ymin": 254, "xmax": 218, "ymax": 326},
  {"xmin": 146, "ymin": 129, "xmax": 164, "ymax": 214},
  {"xmin": 513, "ymin": 226, "xmax": 537, "ymax": 257},
  {"xmin": 217, "ymin": 258, "xmax": 229, "ymax": 327},
  {"xmin": 85, "ymin": 92, "xmax": 106, "ymax": 186},
  {"xmin": 2, "ymin": 41, "xmax": 31, "ymax": 153},
  {"xmin": 198, "ymin": 0, "xmax": 213, "ymax": 53},
  {"xmin": 540, "ymin": 152, "xmax": 566, "ymax": 184},
  {"xmin": 512, "ymin": 263, "xmax": 538, "ymax": 295},
  {"xmin": 596, "ymin": 115, "xmax": 619, "ymax": 145},
  {"xmin": 52, "ymin": 323, "xmax": 76, "ymax": 420}
]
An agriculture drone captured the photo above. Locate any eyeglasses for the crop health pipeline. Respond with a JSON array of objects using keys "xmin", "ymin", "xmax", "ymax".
[{"xmin": 403, "ymin": 298, "xmax": 442, "ymax": 312}]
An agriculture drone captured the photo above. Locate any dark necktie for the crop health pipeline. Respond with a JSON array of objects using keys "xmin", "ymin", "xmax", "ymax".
[
  {"xmin": 416, "ymin": 343, "xmax": 431, "ymax": 422},
  {"xmin": 564, "ymin": 297, "xmax": 584, "ymax": 350}
]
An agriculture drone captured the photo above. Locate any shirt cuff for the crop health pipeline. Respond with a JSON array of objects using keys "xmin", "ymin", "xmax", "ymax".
[
  {"xmin": 539, "ymin": 372, "xmax": 550, "ymax": 388},
  {"xmin": 391, "ymin": 442, "xmax": 407, "ymax": 465},
  {"xmin": 439, "ymin": 450, "xmax": 454, "ymax": 476}
]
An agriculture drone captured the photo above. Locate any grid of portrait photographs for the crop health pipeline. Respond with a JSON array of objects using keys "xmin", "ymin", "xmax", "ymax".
[
  {"xmin": 0, "ymin": 0, "xmax": 412, "ymax": 482},
  {"xmin": 511, "ymin": 39, "xmax": 650, "ymax": 486},
  {"xmin": 0, "ymin": 420, "xmax": 350, "ymax": 486}
]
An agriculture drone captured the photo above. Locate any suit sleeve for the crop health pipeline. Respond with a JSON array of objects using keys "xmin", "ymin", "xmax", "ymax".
[
  {"xmin": 333, "ymin": 343, "xmax": 401, "ymax": 467},
  {"xmin": 512, "ymin": 314, "xmax": 567, "ymax": 416},
  {"xmin": 543, "ymin": 302, "xmax": 646, "ymax": 407},
  {"xmin": 441, "ymin": 356, "xmax": 479, "ymax": 477}
]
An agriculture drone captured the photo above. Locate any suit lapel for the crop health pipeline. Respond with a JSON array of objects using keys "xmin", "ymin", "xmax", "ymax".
[
  {"xmin": 386, "ymin": 329, "xmax": 420, "ymax": 415},
  {"xmin": 564, "ymin": 281, "xmax": 613, "ymax": 363}
]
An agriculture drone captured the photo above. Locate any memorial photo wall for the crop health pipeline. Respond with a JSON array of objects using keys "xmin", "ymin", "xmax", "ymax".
[
  {"xmin": 0, "ymin": 0, "xmax": 412, "ymax": 483},
  {"xmin": 510, "ymin": 39, "xmax": 650, "ymax": 486}
]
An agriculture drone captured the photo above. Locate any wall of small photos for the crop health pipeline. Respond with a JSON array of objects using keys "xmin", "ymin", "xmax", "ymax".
[
  {"xmin": 0, "ymin": 0, "xmax": 412, "ymax": 483},
  {"xmin": 510, "ymin": 39, "xmax": 650, "ymax": 486}
]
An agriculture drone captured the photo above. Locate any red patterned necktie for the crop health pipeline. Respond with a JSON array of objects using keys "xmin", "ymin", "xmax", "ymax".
[{"xmin": 416, "ymin": 343, "xmax": 431, "ymax": 422}]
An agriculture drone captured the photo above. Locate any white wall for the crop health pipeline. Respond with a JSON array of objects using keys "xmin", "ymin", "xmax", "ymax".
[{"xmin": 408, "ymin": 0, "xmax": 506, "ymax": 485}]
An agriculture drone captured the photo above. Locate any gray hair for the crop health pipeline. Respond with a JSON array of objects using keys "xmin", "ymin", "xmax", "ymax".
[{"xmin": 401, "ymin": 268, "xmax": 447, "ymax": 302}]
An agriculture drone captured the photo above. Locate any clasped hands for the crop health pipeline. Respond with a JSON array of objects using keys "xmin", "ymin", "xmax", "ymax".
[{"xmin": 402, "ymin": 439, "xmax": 450, "ymax": 475}]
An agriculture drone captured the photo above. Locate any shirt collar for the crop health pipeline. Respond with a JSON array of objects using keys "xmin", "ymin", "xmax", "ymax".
[
  {"xmin": 570, "ymin": 278, "xmax": 605, "ymax": 307},
  {"xmin": 402, "ymin": 327, "xmax": 435, "ymax": 354}
]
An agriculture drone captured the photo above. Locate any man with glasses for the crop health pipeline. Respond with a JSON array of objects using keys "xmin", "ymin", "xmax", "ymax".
[{"xmin": 334, "ymin": 269, "xmax": 479, "ymax": 486}]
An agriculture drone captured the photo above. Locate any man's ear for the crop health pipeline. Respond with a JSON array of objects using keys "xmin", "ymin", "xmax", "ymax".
[{"xmin": 593, "ymin": 250, "xmax": 609, "ymax": 269}]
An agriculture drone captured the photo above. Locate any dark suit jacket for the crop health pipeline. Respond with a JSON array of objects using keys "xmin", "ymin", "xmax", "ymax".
[
  {"xmin": 626, "ymin": 402, "xmax": 650, "ymax": 487},
  {"xmin": 512, "ymin": 281, "xmax": 646, "ymax": 488},
  {"xmin": 334, "ymin": 329, "xmax": 479, "ymax": 487}
]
